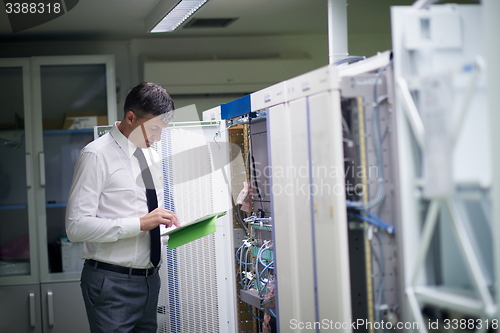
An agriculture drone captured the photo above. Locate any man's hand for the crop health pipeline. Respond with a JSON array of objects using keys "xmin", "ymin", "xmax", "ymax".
[{"xmin": 140, "ymin": 208, "xmax": 179, "ymax": 231}]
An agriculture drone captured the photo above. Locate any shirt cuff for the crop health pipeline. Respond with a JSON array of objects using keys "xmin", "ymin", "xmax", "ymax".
[{"xmin": 120, "ymin": 217, "xmax": 141, "ymax": 239}]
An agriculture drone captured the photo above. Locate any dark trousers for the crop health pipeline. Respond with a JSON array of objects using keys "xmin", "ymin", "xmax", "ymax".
[{"xmin": 80, "ymin": 262, "xmax": 161, "ymax": 333}]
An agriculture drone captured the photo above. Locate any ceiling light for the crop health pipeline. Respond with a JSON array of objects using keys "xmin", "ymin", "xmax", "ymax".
[{"xmin": 150, "ymin": 0, "xmax": 209, "ymax": 33}]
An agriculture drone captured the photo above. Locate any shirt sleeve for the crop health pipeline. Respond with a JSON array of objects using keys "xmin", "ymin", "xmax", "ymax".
[{"xmin": 65, "ymin": 149, "xmax": 141, "ymax": 243}]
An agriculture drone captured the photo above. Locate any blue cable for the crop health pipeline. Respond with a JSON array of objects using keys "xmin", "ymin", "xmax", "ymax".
[
  {"xmin": 361, "ymin": 209, "xmax": 392, "ymax": 227},
  {"xmin": 350, "ymin": 212, "xmax": 393, "ymax": 233},
  {"xmin": 258, "ymin": 247, "xmax": 274, "ymax": 269},
  {"xmin": 268, "ymin": 308, "xmax": 277, "ymax": 318},
  {"xmin": 248, "ymin": 305, "xmax": 260, "ymax": 320},
  {"xmin": 258, "ymin": 261, "xmax": 275, "ymax": 294},
  {"xmin": 236, "ymin": 245, "xmax": 253, "ymax": 266},
  {"xmin": 363, "ymin": 210, "xmax": 396, "ymax": 234},
  {"xmin": 347, "ymin": 212, "xmax": 395, "ymax": 234},
  {"xmin": 260, "ymin": 261, "xmax": 275, "ymax": 280}
]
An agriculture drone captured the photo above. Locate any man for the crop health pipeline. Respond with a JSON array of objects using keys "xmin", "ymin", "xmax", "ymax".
[{"xmin": 66, "ymin": 82, "xmax": 179, "ymax": 333}]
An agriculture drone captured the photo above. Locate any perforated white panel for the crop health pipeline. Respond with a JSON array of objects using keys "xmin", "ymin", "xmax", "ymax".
[{"xmin": 157, "ymin": 127, "xmax": 218, "ymax": 333}]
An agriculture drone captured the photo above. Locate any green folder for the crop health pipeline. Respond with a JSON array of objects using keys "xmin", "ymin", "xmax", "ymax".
[{"xmin": 161, "ymin": 211, "xmax": 227, "ymax": 249}]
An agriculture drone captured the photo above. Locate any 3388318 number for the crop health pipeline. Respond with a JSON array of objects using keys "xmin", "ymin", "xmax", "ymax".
[
  {"xmin": 5, "ymin": 3, "xmax": 61, "ymax": 14},
  {"xmin": 443, "ymin": 318, "xmax": 498, "ymax": 330}
]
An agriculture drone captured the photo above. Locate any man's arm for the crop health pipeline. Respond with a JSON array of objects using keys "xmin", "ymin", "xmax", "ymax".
[
  {"xmin": 65, "ymin": 150, "xmax": 178, "ymax": 242},
  {"xmin": 65, "ymin": 150, "xmax": 140, "ymax": 242}
]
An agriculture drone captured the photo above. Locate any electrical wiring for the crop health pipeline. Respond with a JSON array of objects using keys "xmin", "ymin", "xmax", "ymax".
[
  {"xmin": 256, "ymin": 241, "xmax": 274, "ymax": 296},
  {"xmin": 259, "ymin": 261, "xmax": 274, "ymax": 278},
  {"xmin": 237, "ymin": 233, "xmax": 275, "ymax": 316},
  {"xmin": 244, "ymin": 216, "xmax": 272, "ymax": 225},
  {"xmin": 240, "ymin": 277, "xmax": 252, "ymax": 290},
  {"xmin": 237, "ymin": 240, "xmax": 255, "ymax": 290},
  {"xmin": 238, "ymin": 247, "xmax": 244, "ymax": 288},
  {"xmin": 347, "ymin": 211, "xmax": 395, "ymax": 234},
  {"xmin": 362, "ymin": 209, "xmax": 396, "ymax": 232},
  {"xmin": 244, "ymin": 274, "xmax": 254, "ymax": 290},
  {"xmin": 233, "ymin": 208, "xmax": 248, "ymax": 234},
  {"xmin": 222, "ymin": 125, "xmax": 249, "ymax": 234},
  {"xmin": 261, "ymin": 294, "xmax": 275, "ymax": 307},
  {"xmin": 267, "ymin": 308, "xmax": 277, "ymax": 318},
  {"xmin": 236, "ymin": 244, "xmax": 253, "ymax": 266},
  {"xmin": 256, "ymin": 241, "xmax": 272, "ymax": 265},
  {"xmin": 346, "ymin": 61, "xmax": 393, "ymax": 210},
  {"xmin": 258, "ymin": 257, "xmax": 274, "ymax": 293},
  {"xmin": 248, "ymin": 305, "xmax": 260, "ymax": 321},
  {"xmin": 213, "ymin": 119, "xmax": 241, "ymax": 148},
  {"xmin": 259, "ymin": 255, "xmax": 274, "ymax": 270},
  {"xmin": 259, "ymin": 261, "xmax": 275, "ymax": 295},
  {"xmin": 254, "ymin": 242, "xmax": 264, "ymax": 294}
]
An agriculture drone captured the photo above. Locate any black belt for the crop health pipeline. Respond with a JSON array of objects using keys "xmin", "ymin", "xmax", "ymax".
[{"xmin": 86, "ymin": 259, "xmax": 159, "ymax": 277}]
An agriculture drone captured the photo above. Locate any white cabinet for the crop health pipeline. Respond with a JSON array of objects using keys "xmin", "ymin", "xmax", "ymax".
[{"xmin": 0, "ymin": 55, "xmax": 117, "ymax": 332}]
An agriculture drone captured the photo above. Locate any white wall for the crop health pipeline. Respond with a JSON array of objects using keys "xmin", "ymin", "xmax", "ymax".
[{"xmin": 0, "ymin": 34, "xmax": 328, "ymax": 119}]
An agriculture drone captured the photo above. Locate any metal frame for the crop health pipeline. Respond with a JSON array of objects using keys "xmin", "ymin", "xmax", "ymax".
[
  {"xmin": 391, "ymin": 4, "xmax": 496, "ymax": 331},
  {"xmin": 340, "ymin": 65, "xmax": 405, "ymax": 331},
  {"xmin": 209, "ymin": 121, "xmax": 239, "ymax": 333},
  {"xmin": 0, "ymin": 58, "xmax": 39, "ymax": 286},
  {"xmin": 484, "ymin": 0, "xmax": 500, "ymax": 321},
  {"xmin": 30, "ymin": 55, "xmax": 117, "ymax": 283}
]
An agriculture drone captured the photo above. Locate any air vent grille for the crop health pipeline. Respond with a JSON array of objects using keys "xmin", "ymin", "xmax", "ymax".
[{"xmin": 183, "ymin": 18, "xmax": 237, "ymax": 28}]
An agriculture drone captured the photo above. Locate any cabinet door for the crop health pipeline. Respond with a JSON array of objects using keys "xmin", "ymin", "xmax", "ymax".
[
  {"xmin": 0, "ymin": 59, "xmax": 39, "ymax": 285},
  {"xmin": 0, "ymin": 284, "xmax": 42, "ymax": 333},
  {"xmin": 40, "ymin": 281, "xmax": 90, "ymax": 333},
  {"xmin": 30, "ymin": 56, "xmax": 117, "ymax": 282}
]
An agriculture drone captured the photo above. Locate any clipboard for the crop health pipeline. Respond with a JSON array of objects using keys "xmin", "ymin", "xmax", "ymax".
[{"xmin": 161, "ymin": 211, "xmax": 227, "ymax": 249}]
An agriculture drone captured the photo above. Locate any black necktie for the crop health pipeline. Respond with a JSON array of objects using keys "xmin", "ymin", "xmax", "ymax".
[{"xmin": 134, "ymin": 148, "xmax": 160, "ymax": 267}]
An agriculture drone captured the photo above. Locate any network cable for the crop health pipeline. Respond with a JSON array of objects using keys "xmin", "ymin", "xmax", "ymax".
[
  {"xmin": 256, "ymin": 241, "xmax": 274, "ymax": 296},
  {"xmin": 248, "ymin": 305, "xmax": 260, "ymax": 321},
  {"xmin": 267, "ymin": 308, "xmax": 277, "ymax": 318},
  {"xmin": 259, "ymin": 260, "xmax": 275, "ymax": 295},
  {"xmin": 346, "ymin": 60, "xmax": 393, "ymax": 210},
  {"xmin": 236, "ymin": 244, "xmax": 253, "ymax": 266},
  {"xmin": 347, "ymin": 211, "xmax": 395, "ymax": 234},
  {"xmin": 236, "ymin": 240, "xmax": 254, "ymax": 290}
]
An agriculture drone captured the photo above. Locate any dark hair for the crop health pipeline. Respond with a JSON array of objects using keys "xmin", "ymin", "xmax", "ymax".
[{"xmin": 124, "ymin": 82, "xmax": 174, "ymax": 121}]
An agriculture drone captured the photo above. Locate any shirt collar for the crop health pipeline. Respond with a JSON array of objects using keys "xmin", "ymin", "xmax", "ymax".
[{"xmin": 109, "ymin": 121, "xmax": 140, "ymax": 159}]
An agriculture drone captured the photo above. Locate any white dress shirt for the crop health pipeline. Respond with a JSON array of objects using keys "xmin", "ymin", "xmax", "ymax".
[{"xmin": 66, "ymin": 122, "xmax": 163, "ymax": 268}]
